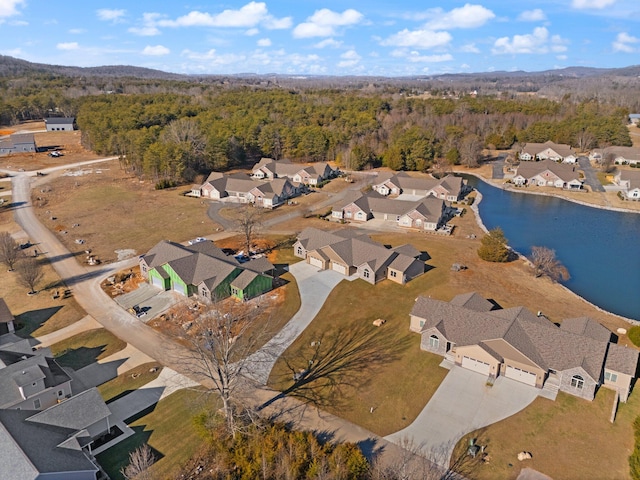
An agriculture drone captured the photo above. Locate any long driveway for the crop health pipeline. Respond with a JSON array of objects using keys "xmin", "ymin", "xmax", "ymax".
[
  {"xmin": 578, "ymin": 156, "xmax": 605, "ymax": 192},
  {"xmin": 385, "ymin": 366, "xmax": 539, "ymax": 466},
  {"xmin": 245, "ymin": 262, "xmax": 351, "ymax": 384}
]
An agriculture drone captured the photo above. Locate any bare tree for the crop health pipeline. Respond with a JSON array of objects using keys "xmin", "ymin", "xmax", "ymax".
[
  {"xmin": 233, "ymin": 205, "xmax": 263, "ymax": 255},
  {"xmin": 601, "ymin": 151, "xmax": 616, "ymax": 174},
  {"xmin": 173, "ymin": 298, "xmax": 276, "ymax": 437},
  {"xmin": 121, "ymin": 443, "xmax": 156, "ymax": 480},
  {"xmin": 460, "ymin": 134, "xmax": 482, "ymax": 168},
  {"xmin": 16, "ymin": 257, "xmax": 43, "ymax": 294},
  {"xmin": 575, "ymin": 130, "xmax": 595, "ymax": 152},
  {"xmin": 0, "ymin": 232, "xmax": 22, "ymax": 271},
  {"xmin": 530, "ymin": 246, "xmax": 570, "ymax": 282}
]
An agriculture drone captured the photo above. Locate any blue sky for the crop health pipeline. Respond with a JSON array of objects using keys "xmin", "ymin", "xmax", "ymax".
[{"xmin": 1, "ymin": 1, "xmax": 639, "ymax": 76}]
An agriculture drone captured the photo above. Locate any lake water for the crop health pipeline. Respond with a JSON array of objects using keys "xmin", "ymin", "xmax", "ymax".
[{"xmin": 464, "ymin": 175, "xmax": 640, "ymax": 321}]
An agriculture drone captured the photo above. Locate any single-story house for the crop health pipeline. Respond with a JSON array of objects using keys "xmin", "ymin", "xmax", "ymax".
[
  {"xmin": 513, "ymin": 159, "xmax": 583, "ymax": 189},
  {"xmin": 140, "ymin": 240, "xmax": 275, "ymax": 301},
  {"xmin": 251, "ymin": 158, "xmax": 337, "ymax": 185},
  {"xmin": 590, "ymin": 146, "xmax": 640, "ymax": 166},
  {"xmin": 629, "ymin": 114, "xmax": 640, "ymax": 125},
  {"xmin": 195, "ymin": 172, "xmax": 302, "ymax": 208},
  {"xmin": 614, "ymin": 169, "xmax": 640, "ymax": 200},
  {"xmin": 332, "ymin": 191, "xmax": 457, "ymax": 233},
  {"xmin": 411, "ymin": 293, "xmax": 639, "ymax": 402},
  {"xmin": 371, "ymin": 173, "xmax": 470, "ymax": 201},
  {"xmin": 0, "ymin": 133, "xmax": 36, "ymax": 156},
  {"xmin": 44, "ymin": 117, "xmax": 76, "ymax": 131},
  {"xmin": 293, "ymin": 227, "xmax": 426, "ymax": 285},
  {"xmin": 0, "ymin": 298, "xmax": 15, "ymax": 335},
  {"xmin": 520, "ymin": 141, "xmax": 577, "ymax": 163}
]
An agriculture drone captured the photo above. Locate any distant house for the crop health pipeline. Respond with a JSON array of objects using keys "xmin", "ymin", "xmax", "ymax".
[
  {"xmin": 520, "ymin": 141, "xmax": 577, "ymax": 163},
  {"xmin": 614, "ymin": 169, "xmax": 640, "ymax": 200},
  {"xmin": 293, "ymin": 227, "xmax": 426, "ymax": 285},
  {"xmin": 371, "ymin": 172, "xmax": 470, "ymax": 201},
  {"xmin": 251, "ymin": 158, "xmax": 337, "ymax": 185},
  {"xmin": 0, "ymin": 298, "xmax": 16, "ymax": 335},
  {"xmin": 411, "ymin": 293, "xmax": 639, "ymax": 402},
  {"xmin": 140, "ymin": 240, "xmax": 275, "ymax": 301},
  {"xmin": 331, "ymin": 190, "xmax": 457, "ymax": 233},
  {"xmin": 0, "ymin": 387, "xmax": 112, "ymax": 480},
  {"xmin": 590, "ymin": 146, "xmax": 640, "ymax": 166},
  {"xmin": 513, "ymin": 159, "xmax": 583, "ymax": 189},
  {"xmin": 44, "ymin": 117, "xmax": 75, "ymax": 131},
  {"xmin": 0, "ymin": 133, "xmax": 36, "ymax": 155},
  {"xmin": 629, "ymin": 114, "xmax": 640, "ymax": 125}
]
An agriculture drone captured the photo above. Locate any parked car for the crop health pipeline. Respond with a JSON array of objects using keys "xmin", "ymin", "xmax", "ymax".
[{"xmin": 48, "ymin": 151, "xmax": 63, "ymax": 157}]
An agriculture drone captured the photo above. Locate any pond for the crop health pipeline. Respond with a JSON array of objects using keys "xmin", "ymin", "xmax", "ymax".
[{"xmin": 464, "ymin": 175, "xmax": 640, "ymax": 321}]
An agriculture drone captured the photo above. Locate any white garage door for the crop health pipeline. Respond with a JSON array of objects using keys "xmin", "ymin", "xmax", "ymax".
[
  {"xmin": 505, "ymin": 366, "xmax": 537, "ymax": 386},
  {"xmin": 309, "ymin": 257, "xmax": 324, "ymax": 269},
  {"xmin": 332, "ymin": 263, "xmax": 347, "ymax": 275},
  {"xmin": 462, "ymin": 356, "xmax": 491, "ymax": 375},
  {"xmin": 173, "ymin": 282, "xmax": 186, "ymax": 296},
  {"xmin": 151, "ymin": 275, "xmax": 164, "ymax": 289}
]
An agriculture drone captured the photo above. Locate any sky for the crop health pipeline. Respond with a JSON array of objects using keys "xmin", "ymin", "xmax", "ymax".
[{"xmin": 1, "ymin": 0, "xmax": 639, "ymax": 76}]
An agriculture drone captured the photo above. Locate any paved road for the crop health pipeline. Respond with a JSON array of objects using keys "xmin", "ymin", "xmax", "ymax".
[
  {"xmin": 245, "ymin": 262, "xmax": 351, "ymax": 384},
  {"xmin": 578, "ymin": 156, "xmax": 605, "ymax": 192},
  {"xmin": 385, "ymin": 366, "xmax": 539, "ymax": 466},
  {"xmin": 491, "ymin": 158, "xmax": 506, "ymax": 179}
]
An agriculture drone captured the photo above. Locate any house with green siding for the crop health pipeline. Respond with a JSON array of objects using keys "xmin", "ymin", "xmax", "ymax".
[{"xmin": 140, "ymin": 240, "xmax": 275, "ymax": 302}]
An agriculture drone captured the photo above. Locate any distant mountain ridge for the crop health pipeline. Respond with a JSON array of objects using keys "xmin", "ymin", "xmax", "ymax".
[{"xmin": 1, "ymin": 55, "xmax": 640, "ymax": 82}]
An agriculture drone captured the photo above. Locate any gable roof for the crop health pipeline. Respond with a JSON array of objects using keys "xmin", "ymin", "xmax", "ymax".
[
  {"xmin": 0, "ymin": 298, "xmax": 14, "ymax": 324},
  {"xmin": 44, "ymin": 117, "xmax": 75, "ymax": 125},
  {"xmin": 522, "ymin": 141, "xmax": 575, "ymax": 158},
  {"xmin": 515, "ymin": 159, "xmax": 581, "ymax": 183},
  {"xmin": 26, "ymin": 387, "xmax": 110, "ymax": 431},
  {"xmin": 560, "ymin": 317, "xmax": 612, "ymax": 343},
  {"xmin": 605, "ymin": 344, "xmax": 639, "ymax": 376},
  {"xmin": 450, "ymin": 292, "xmax": 494, "ymax": 312}
]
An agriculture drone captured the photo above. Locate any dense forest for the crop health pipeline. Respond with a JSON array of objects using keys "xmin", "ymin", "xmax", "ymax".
[{"xmin": 0, "ymin": 56, "xmax": 635, "ymax": 183}]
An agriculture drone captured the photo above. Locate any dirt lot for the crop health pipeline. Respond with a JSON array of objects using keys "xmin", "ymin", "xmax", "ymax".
[{"xmin": 30, "ymin": 159, "xmax": 217, "ymax": 264}]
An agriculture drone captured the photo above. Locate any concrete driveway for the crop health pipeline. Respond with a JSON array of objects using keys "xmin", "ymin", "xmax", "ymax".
[
  {"xmin": 385, "ymin": 365, "xmax": 539, "ymax": 467},
  {"xmin": 578, "ymin": 156, "xmax": 605, "ymax": 192},
  {"xmin": 244, "ymin": 261, "xmax": 353, "ymax": 384},
  {"xmin": 114, "ymin": 283, "xmax": 178, "ymax": 322}
]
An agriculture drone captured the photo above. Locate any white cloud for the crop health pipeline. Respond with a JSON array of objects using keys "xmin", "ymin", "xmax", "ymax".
[
  {"xmin": 492, "ymin": 27, "xmax": 567, "ymax": 54},
  {"xmin": 246, "ymin": 28, "xmax": 259, "ymax": 36},
  {"xmin": 181, "ymin": 48, "xmax": 247, "ymax": 65},
  {"xmin": 391, "ymin": 49, "xmax": 452, "ymax": 62},
  {"xmin": 0, "ymin": 0, "xmax": 25, "ymax": 18},
  {"xmin": 257, "ymin": 38, "xmax": 271, "ymax": 47},
  {"xmin": 129, "ymin": 13, "xmax": 162, "ymax": 36},
  {"xmin": 313, "ymin": 38, "xmax": 343, "ymax": 49},
  {"xmin": 572, "ymin": 0, "xmax": 617, "ymax": 9},
  {"xmin": 460, "ymin": 43, "xmax": 480, "ymax": 53},
  {"xmin": 421, "ymin": 4, "xmax": 495, "ymax": 30},
  {"xmin": 69, "ymin": 28, "xmax": 86, "ymax": 34},
  {"xmin": 518, "ymin": 9, "xmax": 546, "ymax": 21},
  {"xmin": 57, "ymin": 42, "xmax": 79, "ymax": 51},
  {"xmin": 142, "ymin": 45, "xmax": 170, "ymax": 56},
  {"xmin": 1, "ymin": 47, "xmax": 23, "ymax": 56},
  {"xmin": 337, "ymin": 49, "xmax": 361, "ymax": 68},
  {"xmin": 158, "ymin": 2, "xmax": 291, "ymax": 30},
  {"xmin": 556, "ymin": 54, "xmax": 568, "ymax": 60},
  {"xmin": 381, "ymin": 29, "xmax": 452, "ymax": 49},
  {"xmin": 97, "ymin": 9, "xmax": 126, "ymax": 22},
  {"xmin": 293, "ymin": 8, "xmax": 363, "ymax": 38},
  {"xmin": 612, "ymin": 32, "xmax": 640, "ymax": 52}
]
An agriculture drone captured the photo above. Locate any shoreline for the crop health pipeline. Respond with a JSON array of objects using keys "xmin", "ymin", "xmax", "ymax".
[
  {"xmin": 470, "ymin": 181, "xmax": 640, "ymax": 326},
  {"xmin": 461, "ymin": 170, "xmax": 640, "ymax": 215}
]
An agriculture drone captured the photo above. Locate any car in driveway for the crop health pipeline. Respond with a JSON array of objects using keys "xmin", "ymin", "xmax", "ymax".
[{"xmin": 188, "ymin": 237, "xmax": 207, "ymax": 245}]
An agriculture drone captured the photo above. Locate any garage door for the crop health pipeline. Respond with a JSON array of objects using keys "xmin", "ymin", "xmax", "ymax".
[
  {"xmin": 151, "ymin": 275, "xmax": 164, "ymax": 289},
  {"xmin": 505, "ymin": 366, "xmax": 537, "ymax": 386},
  {"xmin": 332, "ymin": 263, "xmax": 347, "ymax": 275},
  {"xmin": 172, "ymin": 282, "xmax": 186, "ymax": 296},
  {"xmin": 461, "ymin": 356, "xmax": 491, "ymax": 375},
  {"xmin": 309, "ymin": 257, "xmax": 324, "ymax": 269}
]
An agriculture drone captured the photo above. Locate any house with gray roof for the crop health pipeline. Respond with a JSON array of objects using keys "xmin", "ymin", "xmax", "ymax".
[
  {"xmin": 410, "ymin": 293, "xmax": 639, "ymax": 402},
  {"xmin": 513, "ymin": 159, "xmax": 583, "ymax": 189},
  {"xmin": 372, "ymin": 172, "xmax": 470, "ymax": 201},
  {"xmin": 520, "ymin": 141, "xmax": 577, "ymax": 163},
  {"xmin": 293, "ymin": 227, "xmax": 426, "ymax": 285},
  {"xmin": 140, "ymin": 239, "xmax": 275, "ymax": 301},
  {"xmin": 614, "ymin": 169, "xmax": 640, "ymax": 200},
  {"xmin": 590, "ymin": 146, "xmax": 640, "ymax": 166},
  {"xmin": 0, "ymin": 133, "xmax": 36, "ymax": 156},
  {"xmin": 44, "ymin": 117, "xmax": 75, "ymax": 131},
  {"xmin": 251, "ymin": 158, "xmax": 337, "ymax": 185},
  {"xmin": 0, "ymin": 298, "xmax": 16, "ymax": 336}
]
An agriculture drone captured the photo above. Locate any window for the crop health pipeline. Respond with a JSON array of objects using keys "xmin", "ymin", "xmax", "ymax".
[
  {"xmin": 363, "ymin": 269, "xmax": 370, "ymax": 278},
  {"xmin": 604, "ymin": 371, "xmax": 618, "ymax": 382},
  {"xmin": 390, "ymin": 270, "xmax": 397, "ymax": 278},
  {"xmin": 33, "ymin": 399, "xmax": 41, "ymax": 409},
  {"xmin": 419, "ymin": 320, "xmax": 425, "ymax": 328},
  {"xmin": 570, "ymin": 375, "xmax": 584, "ymax": 389},
  {"xmin": 429, "ymin": 335, "xmax": 439, "ymax": 349},
  {"xmin": 296, "ymin": 246, "xmax": 303, "ymax": 256},
  {"xmin": 58, "ymin": 390, "xmax": 64, "ymax": 397}
]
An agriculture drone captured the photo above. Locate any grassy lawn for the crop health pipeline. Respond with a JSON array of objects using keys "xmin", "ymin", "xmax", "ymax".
[
  {"xmin": 49, "ymin": 328, "xmax": 127, "ymax": 370},
  {"xmin": 97, "ymin": 362, "xmax": 163, "ymax": 403},
  {"xmin": 31, "ymin": 160, "xmax": 216, "ymax": 264},
  {"xmin": 96, "ymin": 388, "xmax": 213, "ymax": 480},
  {"xmin": 453, "ymin": 388, "xmax": 640, "ymax": 479},
  {"xmin": 597, "ymin": 171, "xmax": 613, "ymax": 185}
]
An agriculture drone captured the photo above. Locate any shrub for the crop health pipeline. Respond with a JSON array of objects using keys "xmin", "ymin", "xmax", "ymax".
[
  {"xmin": 155, "ymin": 179, "xmax": 178, "ymax": 190},
  {"xmin": 477, "ymin": 227, "xmax": 511, "ymax": 262}
]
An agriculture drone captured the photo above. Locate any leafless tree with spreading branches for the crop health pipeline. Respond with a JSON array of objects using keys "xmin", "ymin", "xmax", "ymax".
[
  {"xmin": 530, "ymin": 246, "xmax": 570, "ymax": 282},
  {"xmin": 0, "ymin": 232, "xmax": 22, "ymax": 271},
  {"xmin": 233, "ymin": 205, "xmax": 263, "ymax": 255},
  {"xmin": 121, "ymin": 443, "xmax": 156, "ymax": 480},
  {"xmin": 16, "ymin": 257, "xmax": 43, "ymax": 294}
]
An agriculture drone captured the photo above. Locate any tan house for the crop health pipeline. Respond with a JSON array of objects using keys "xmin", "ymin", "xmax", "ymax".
[
  {"xmin": 372, "ymin": 172, "xmax": 470, "ymax": 201},
  {"xmin": 591, "ymin": 146, "xmax": 640, "ymax": 166},
  {"xmin": 513, "ymin": 159, "xmax": 583, "ymax": 189},
  {"xmin": 614, "ymin": 169, "xmax": 640, "ymax": 200},
  {"xmin": 294, "ymin": 227, "xmax": 426, "ymax": 285},
  {"xmin": 411, "ymin": 293, "xmax": 639, "ymax": 402},
  {"xmin": 519, "ymin": 141, "xmax": 577, "ymax": 163},
  {"xmin": 251, "ymin": 158, "xmax": 336, "ymax": 185}
]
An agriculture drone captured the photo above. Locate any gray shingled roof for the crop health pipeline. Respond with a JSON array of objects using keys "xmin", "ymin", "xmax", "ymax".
[
  {"xmin": 561, "ymin": 317, "xmax": 612, "ymax": 343},
  {"xmin": 0, "ymin": 409, "xmax": 98, "ymax": 479},
  {"xmin": 392, "ymin": 244, "xmax": 421, "ymax": 258},
  {"xmin": 0, "ymin": 298, "xmax": 14, "ymax": 324},
  {"xmin": 450, "ymin": 292, "xmax": 494, "ymax": 312},
  {"xmin": 522, "ymin": 141, "xmax": 575, "ymax": 158},
  {"xmin": 231, "ymin": 270, "xmax": 259, "ymax": 290},
  {"xmin": 605, "ymin": 344, "xmax": 639, "ymax": 376},
  {"xmin": 44, "ymin": 117, "xmax": 74, "ymax": 124},
  {"xmin": 26, "ymin": 387, "xmax": 111, "ymax": 431},
  {"xmin": 515, "ymin": 159, "xmax": 580, "ymax": 183}
]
